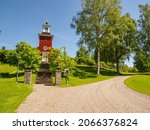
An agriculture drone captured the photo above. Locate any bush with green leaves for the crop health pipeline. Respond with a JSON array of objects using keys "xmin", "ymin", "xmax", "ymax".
[
  {"xmin": 76, "ymin": 46, "xmax": 95, "ymax": 65},
  {"xmin": 0, "ymin": 47, "xmax": 9, "ymax": 63},
  {"xmin": 128, "ymin": 67, "xmax": 138, "ymax": 73},
  {"xmin": 100, "ymin": 62, "xmax": 108, "ymax": 68},
  {"xmin": 49, "ymin": 48, "xmax": 76, "ymax": 76},
  {"xmin": 120, "ymin": 64, "xmax": 129, "ymax": 72},
  {"xmin": 7, "ymin": 42, "xmax": 41, "ymax": 70}
]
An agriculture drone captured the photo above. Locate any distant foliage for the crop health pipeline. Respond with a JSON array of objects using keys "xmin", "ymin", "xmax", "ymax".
[
  {"xmin": 134, "ymin": 4, "xmax": 150, "ymax": 72},
  {"xmin": 0, "ymin": 47, "xmax": 9, "ymax": 63},
  {"xmin": 120, "ymin": 64, "xmax": 129, "ymax": 72},
  {"xmin": 7, "ymin": 50, "xmax": 18, "ymax": 65},
  {"xmin": 128, "ymin": 67, "xmax": 138, "ymax": 73}
]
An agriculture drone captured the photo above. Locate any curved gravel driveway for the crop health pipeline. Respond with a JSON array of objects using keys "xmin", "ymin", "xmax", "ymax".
[{"xmin": 17, "ymin": 76, "xmax": 150, "ymax": 113}]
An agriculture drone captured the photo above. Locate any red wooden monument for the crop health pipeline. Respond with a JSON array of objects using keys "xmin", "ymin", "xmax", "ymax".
[{"xmin": 38, "ymin": 21, "xmax": 53, "ymax": 62}]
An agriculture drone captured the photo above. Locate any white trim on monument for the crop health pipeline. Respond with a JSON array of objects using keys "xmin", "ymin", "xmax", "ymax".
[{"xmin": 42, "ymin": 52, "xmax": 49, "ymax": 63}]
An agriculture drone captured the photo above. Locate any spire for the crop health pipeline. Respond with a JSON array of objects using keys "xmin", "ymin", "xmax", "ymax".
[
  {"xmin": 46, "ymin": 17, "xmax": 48, "ymax": 24},
  {"xmin": 42, "ymin": 19, "xmax": 51, "ymax": 33}
]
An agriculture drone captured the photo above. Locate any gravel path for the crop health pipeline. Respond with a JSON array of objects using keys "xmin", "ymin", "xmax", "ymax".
[{"xmin": 17, "ymin": 76, "xmax": 150, "ymax": 113}]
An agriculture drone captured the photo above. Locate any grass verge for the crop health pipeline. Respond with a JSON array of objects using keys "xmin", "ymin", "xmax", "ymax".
[
  {"xmin": 60, "ymin": 66, "xmax": 117, "ymax": 87},
  {"xmin": 125, "ymin": 75, "xmax": 150, "ymax": 96},
  {"xmin": 0, "ymin": 64, "xmax": 35, "ymax": 113}
]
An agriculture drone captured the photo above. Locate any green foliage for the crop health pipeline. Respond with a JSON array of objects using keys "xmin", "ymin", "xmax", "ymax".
[
  {"xmin": 71, "ymin": 0, "xmax": 137, "ymax": 74},
  {"xmin": 134, "ymin": 4, "xmax": 150, "ymax": 72},
  {"xmin": 7, "ymin": 42, "xmax": 41, "ymax": 70},
  {"xmin": 16, "ymin": 42, "xmax": 41, "ymax": 70},
  {"xmin": 120, "ymin": 64, "xmax": 138, "ymax": 73},
  {"xmin": 48, "ymin": 48, "xmax": 62, "ymax": 73},
  {"xmin": 134, "ymin": 50, "xmax": 150, "ymax": 72},
  {"xmin": 49, "ymin": 48, "xmax": 76, "ymax": 75},
  {"xmin": 76, "ymin": 46, "xmax": 95, "ymax": 65},
  {"xmin": 125, "ymin": 75, "xmax": 150, "ymax": 96},
  {"xmin": 100, "ymin": 61, "xmax": 108, "ymax": 68},
  {"xmin": 7, "ymin": 50, "xmax": 18, "ymax": 66},
  {"xmin": 121, "ymin": 64, "xmax": 129, "ymax": 72},
  {"xmin": 106, "ymin": 9, "xmax": 137, "ymax": 73},
  {"xmin": 0, "ymin": 47, "xmax": 9, "ymax": 63},
  {"xmin": 71, "ymin": 0, "xmax": 121, "ymax": 74},
  {"xmin": 128, "ymin": 67, "xmax": 138, "ymax": 73}
]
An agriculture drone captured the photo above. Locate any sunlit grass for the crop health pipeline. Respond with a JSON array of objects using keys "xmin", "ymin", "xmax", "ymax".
[
  {"xmin": 125, "ymin": 75, "xmax": 150, "ymax": 96},
  {"xmin": 0, "ymin": 64, "xmax": 16, "ymax": 73},
  {"xmin": 0, "ymin": 64, "xmax": 35, "ymax": 112},
  {"xmin": 60, "ymin": 66, "xmax": 117, "ymax": 87}
]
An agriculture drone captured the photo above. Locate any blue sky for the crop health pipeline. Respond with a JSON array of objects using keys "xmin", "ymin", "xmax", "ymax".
[{"xmin": 0, "ymin": 0, "xmax": 150, "ymax": 66}]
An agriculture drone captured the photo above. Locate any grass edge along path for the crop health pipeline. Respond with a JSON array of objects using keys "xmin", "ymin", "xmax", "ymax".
[
  {"xmin": 60, "ymin": 75, "xmax": 116, "ymax": 87},
  {"xmin": 124, "ymin": 75, "xmax": 150, "ymax": 96},
  {"xmin": 0, "ymin": 64, "xmax": 35, "ymax": 113}
]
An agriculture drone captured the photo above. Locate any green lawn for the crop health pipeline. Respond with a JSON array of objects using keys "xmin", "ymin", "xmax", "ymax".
[
  {"xmin": 0, "ymin": 64, "xmax": 34, "ymax": 113},
  {"xmin": 60, "ymin": 66, "xmax": 117, "ymax": 87},
  {"xmin": 125, "ymin": 75, "xmax": 150, "ymax": 96},
  {"xmin": 0, "ymin": 64, "xmax": 16, "ymax": 73}
]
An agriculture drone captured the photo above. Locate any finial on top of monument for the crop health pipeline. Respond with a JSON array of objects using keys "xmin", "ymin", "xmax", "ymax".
[
  {"xmin": 42, "ymin": 18, "xmax": 51, "ymax": 33},
  {"xmin": 46, "ymin": 17, "xmax": 48, "ymax": 24}
]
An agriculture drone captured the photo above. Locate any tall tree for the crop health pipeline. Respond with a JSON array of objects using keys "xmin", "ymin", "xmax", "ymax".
[
  {"xmin": 15, "ymin": 42, "xmax": 41, "ymax": 70},
  {"xmin": 106, "ymin": 9, "xmax": 137, "ymax": 73},
  {"xmin": 134, "ymin": 4, "xmax": 150, "ymax": 72},
  {"xmin": 71, "ymin": 0, "xmax": 121, "ymax": 74},
  {"xmin": 7, "ymin": 42, "xmax": 41, "ymax": 83}
]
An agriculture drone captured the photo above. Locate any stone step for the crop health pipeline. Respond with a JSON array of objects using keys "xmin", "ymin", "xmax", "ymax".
[{"xmin": 35, "ymin": 63, "xmax": 52, "ymax": 85}]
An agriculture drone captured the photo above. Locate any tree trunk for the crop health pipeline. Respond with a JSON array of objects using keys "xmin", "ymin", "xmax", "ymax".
[
  {"xmin": 115, "ymin": 48, "xmax": 120, "ymax": 74},
  {"xmin": 116, "ymin": 59, "xmax": 120, "ymax": 74},
  {"xmin": 16, "ymin": 61, "xmax": 19, "ymax": 83},
  {"xmin": 97, "ymin": 47, "xmax": 100, "ymax": 74}
]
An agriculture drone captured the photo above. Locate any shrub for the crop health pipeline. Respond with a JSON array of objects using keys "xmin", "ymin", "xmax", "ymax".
[
  {"xmin": 100, "ymin": 62, "xmax": 108, "ymax": 68},
  {"xmin": 128, "ymin": 67, "xmax": 138, "ymax": 72},
  {"xmin": 120, "ymin": 64, "xmax": 129, "ymax": 72}
]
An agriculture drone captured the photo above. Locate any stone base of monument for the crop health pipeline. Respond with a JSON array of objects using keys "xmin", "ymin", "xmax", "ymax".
[
  {"xmin": 24, "ymin": 69, "xmax": 32, "ymax": 84},
  {"xmin": 36, "ymin": 63, "xmax": 53, "ymax": 85},
  {"xmin": 55, "ymin": 70, "xmax": 61, "ymax": 85}
]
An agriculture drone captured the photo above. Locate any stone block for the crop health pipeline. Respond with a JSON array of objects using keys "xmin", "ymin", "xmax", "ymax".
[
  {"xmin": 24, "ymin": 69, "xmax": 32, "ymax": 84},
  {"xmin": 55, "ymin": 70, "xmax": 61, "ymax": 85}
]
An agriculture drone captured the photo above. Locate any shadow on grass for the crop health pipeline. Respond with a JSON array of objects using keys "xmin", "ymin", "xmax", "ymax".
[
  {"xmin": 120, "ymin": 73, "xmax": 139, "ymax": 76},
  {"xmin": 120, "ymin": 72, "xmax": 150, "ymax": 76},
  {"xmin": 74, "ymin": 66, "xmax": 117, "ymax": 79},
  {"xmin": 0, "ymin": 72, "xmax": 24, "ymax": 78},
  {"xmin": 143, "ymin": 72, "xmax": 150, "ymax": 75},
  {"xmin": 100, "ymin": 68, "xmax": 117, "ymax": 76},
  {"xmin": 17, "ymin": 81, "xmax": 24, "ymax": 83},
  {"xmin": 74, "ymin": 66, "xmax": 96, "ymax": 79}
]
